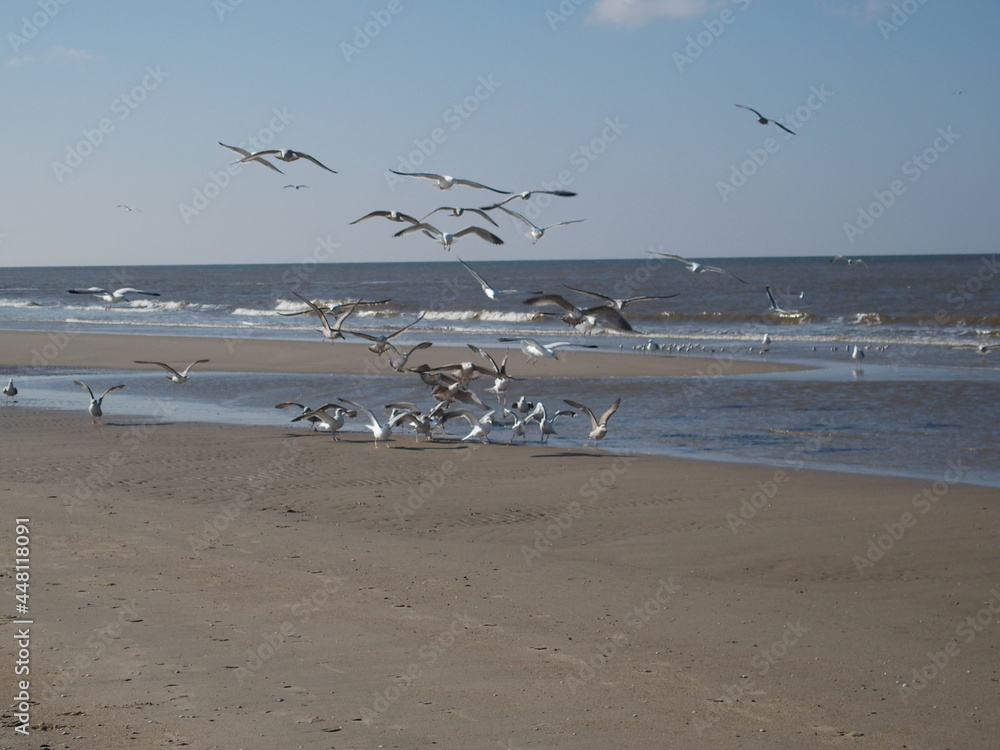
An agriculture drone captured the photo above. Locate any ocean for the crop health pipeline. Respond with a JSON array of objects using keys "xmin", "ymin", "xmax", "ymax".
[{"xmin": 2, "ymin": 254, "xmax": 998, "ymax": 486}]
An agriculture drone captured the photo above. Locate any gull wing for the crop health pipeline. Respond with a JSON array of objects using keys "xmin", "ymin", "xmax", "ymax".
[{"xmin": 453, "ymin": 226, "xmax": 504, "ymax": 245}]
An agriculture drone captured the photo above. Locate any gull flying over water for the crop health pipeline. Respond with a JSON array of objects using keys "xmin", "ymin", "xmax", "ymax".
[
  {"xmin": 389, "ymin": 170, "xmax": 510, "ymax": 194},
  {"xmin": 385, "ymin": 341, "xmax": 434, "ymax": 372},
  {"xmin": 394, "ymin": 222, "xmax": 503, "ymax": 249},
  {"xmin": 457, "ymin": 258, "xmax": 532, "ymax": 301},
  {"xmin": 467, "ymin": 344, "xmax": 519, "ymax": 403},
  {"xmin": 346, "ymin": 312, "xmax": 426, "ymax": 355},
  {"xmin": 133, "ymin": 359, "xmax": 209, "ymax": 384},
  {"xmin": 563, "ymin": 397, "xmax": 621, "ymax": 447},
  {"xmin": 484, "ymin": 189, "xmax": 577, "ymax": 207},
  {"xmin": 647, "ymin": 251, "xmax": 748, "ymax": 284},
  {"xmin": 233, "ymin": 148, "xmax": 337, "ymax": 173},
  {"xmin": 421, "ymin": 206, "xmax": 499, "ymax": 227},
  {"xmin": 765, "ymin": 286, "xmax": 806, "ymax": 317},
  {"xmin": 562, "ymin": 283, "xmax": 680, "ymax": 311},
  {"xmin": 830, "ymin": 255, "xmax": 869, "ymax": 268},
  {"xmin": 219, "ymin": 142, "xmax": 285, "ymax": 174},
  {"xmin": 497, "ymin": 337, "xmax": 598, "ymax": 363},
  {"xmin": 68, "ymin": 287, "xmax": 161, "ymax": 309},
  {"xmin": 280, "ymin": 293, "xmax": 367, "ymax": 343},
  {"xmin": 349, "ymin": 209, "xmax": 420, "ymax": 226},
  {"xmin": 523, "ymin": 293, "xmax": 635, "ymax": 333},
  {"xmin": 73, "ymin": 381, "xmax": 125, "ymax": 425},
  {"xmin": 497, "ymin": 205, "xmax": 585, "ymax": 244},
  {"xmin": 734, "ymin": 104, "xmax": 796, "ymax": 136}
]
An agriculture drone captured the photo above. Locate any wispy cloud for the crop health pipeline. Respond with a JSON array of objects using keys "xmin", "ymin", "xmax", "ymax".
[
  {"xmin": 586, "ymin": 0, "xmax": 717, "ymax": 28},
  {"xmin": 5, "ymin": 55, "xmax": 36, "ymax": 69},
  {"xmin": 815, "ymin": 0, "xmax": 898, "ymax": 24},
  {"xmin": 5, "ymin": 46, "xmax": 94, "ymax": 69}
]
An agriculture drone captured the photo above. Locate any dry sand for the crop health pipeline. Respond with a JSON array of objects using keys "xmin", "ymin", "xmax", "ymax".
[{"xmin": 1, "ymin": 332, "xmax": 998, "ymax": 749}]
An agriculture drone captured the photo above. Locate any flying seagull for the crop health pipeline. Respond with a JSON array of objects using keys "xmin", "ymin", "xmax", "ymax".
[
  {"xmin": 456, "ymin": 258, "xmax": 529, "ymax": 300},
  {"xmin": 338, "ymin": 398, "xmax": 394, "ymax": 447},
  {"xmin": 467, "ymin": 343, "xmax": 519, "ymax": 404},
  {"xmin": 283, "ymin": 184, "xmax": 309, "ymax": 190},
  {"xmin": 384, "ymin": 341, "xmax": 434, "ymax": 372},
  {"xmin": 734, "ymin": 104, "xmax": 796, "ymax": 135},
  {"xmin": 830, "ymin": 255, "xmax": 869, "ymax": 268},
  {"xmin": 765, "ymin": 286, "xmax": 805, "ymax": 317},
  {"xmin": 219, "ymin": 141, "xmax": 285, "ymax": 174},
  {"xmin": 389, "ymin": 170, "xmax": 510, "ymax": 194},
  {"xmin": 345, "ymin": 312, "xmax": 426, "ymax": 355},
  {"xmin": 523, "ymin": 293, "xmax": 635, "ymax": 333},
  {"xmin": 234, "ymin": 148, "xmax": 337, "ymax": 173},
  {"xmin": 488, "ymin": 189, "xmax": 577, "ymax": 206},
  {"xmin": 291, "ymin": 403, "xmax": 356, "ymax": 439},
  {"xmin": 68, "ymin": 287, "xmax": 161, "ymax": 309},
  {"xmin": 394, "ymin": 222, "xmax": 504, "ymax": 249},
  {"xmin": 421, "ymin": 206, "xmax": 499, "ymax": 227},
  {"xmin": 280, "ymin": 293, "xmax": 364, "ymax": 343},
  {"xmin": 563, "ymin": 397, "xmax": 621, "ymax": 447},
  {"xmin": 525, "ymin": 402, "xmax": 576, "ymax": 444},
  {"xmin": 497, "ymin": 337, "xmax": 598, "ymax": 363},
  {"xmin": 349, "ymin": 209, "xmax": 420, "ymax": 226},
  {"xmin": 497, "ymin": 205, "xmax": 585, "ymax": 244},
  {"xmin": 562, "ymin": 283, "xmax": 680, "ymax": 311},
  {"xmin": 73, "ymin": 381, "xmax": 125, "ymax": 425},
  {"xmin": 646, "ymin": 251, "xmax": 748, "ymax": 284},
  {"xmin": 116, "ymin": 204, "xmax": 140, "ymax": 212},
  {"xmin": 133, "ymin": 359, "xmax": 210, "ymax": 384}
]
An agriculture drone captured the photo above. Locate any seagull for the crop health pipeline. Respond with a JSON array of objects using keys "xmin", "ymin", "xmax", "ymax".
[
  {"xmin": 496, "ymin": 205, "xmax": 585, "ymax": 244},
  {"xmin": 497, "ymin": 337, "xmax": 598, "ymax": 363},
  {"xmin": 421, "ymin": 206, "xmax": 499, "ymax": 227},
  {"xmin": 523, "ymin": 294, "xmax": 635, "ymax": 333},
  {"xmin": 116, "ymin": 204, "xmax": 140, "ymax": 212},
  {"xmin": 502, "ymin": 408, "xmax": 529, "ymax": 444},
  {"xmin": 338, "ymin": 398, "xmax": 393, "ymax": 447},
  {"xmin": 275, "ymin": 401, "xmax": 322, "ymax": 431},
  {"xmin": 394, "ymin": 222, "xmax": 504, "ymax": 249},
  {"xmin": 734, "ymin": 104, "xmax": 796, "ymax": 135},
  {"xmin": 385, "ymin": 341, "xmax": 434, "ymax": 372},
  {"xmin": 385, "ymin": 401, "xmax": 447, "ymax": 442},
  {"xmin": 3, "ymin": 378, "xmax": 16, "ymax": 405},
  {"xmin": 646, "ymin": 251, "xmax": 748, "ymax": 284},
  {"xmin": 283, "ymin": 184, "xmax": 309, "ymax": 190},
  {"xmin": 562, "ymin": 284, "xmax": 680, "ymax": 311},
  {"xmin": 765, "ymin": 286, "xmax": 805, "ymax": 316},
  {"xmin": 830, "ymin": 255, "xmax": 869, "ymax": 268},
  {"xmin": 851, "ymin": 345, "xmax": 865, "ymax": 363},
  {"xmin": 73, "ymin": 381, "xmax": 125, "ymax": 425},
  {"xmin": 67, "ymin": 287, "xmax": 161, "ymax": 310},
  {"xmin": 525, "ymin": 402, "xmax": 576, "ymax": 444},
  {"xmin": 389, "ymin": 170, "xmax": 510, "ymax": 194},
  {"xmin": 563, "ymin": 398, "xmax": 621, "ymax": 447},
  {"xmin": 457, "ymin": 258, "xmax": 532, "ymax": 301},
  {"xmin": 345, "ymin": 312, "xmax": 426, "ymax": 355},
  {"xmin": 440, "ymin": 408, "xmax": 496, "ymax": 443},
  {"xmin": 483, "ymin": 189, "xmax": 577, "ymax": 208},
  {"xmin": 467, "ymin": 344, "xmax": 519, "ymax": 404},
  {"xmin": 349, "ymin": 209, "xmax": 420, "ymax": 226},
  {"xmin": 292, "ymin": 404, "xmax": 356, "ymax": 439},
  {"xmin": 761, "ymin": 333, "xmax": 772, "ymax": 350},
  {"xmin": 512, "ymin": 395, "xmax": 534, "ymax": 416},
  {"xmin": 234, "ymin": 148, "xmax": 337, "ymax": 173},
  {"xmin": 133, "ymin": 359, "xmax": 209, "ymax": 384},
  {"xmin": 280, "ymin": 293, "xmax": 362, "ymax": 343},
  {"xmin": 219, "ymin": 141, "xmax": 285, "ymax": 174}
]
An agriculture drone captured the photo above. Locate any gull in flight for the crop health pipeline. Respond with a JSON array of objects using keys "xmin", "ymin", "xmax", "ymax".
[
  {"xmin": 68, "ymin": 287, "xmax": 161, "ymax": 310},
  {"xmin": 349, "ymin": 209, "xmax": 420, "ymax": 226},
  {"xmin": 564, "ymin": 398, "xmax": 621, "ymax": 447},
  {"xmin": 346, "ymin": 312, "xmax": 426, "ymax": 355},
  {"xmin": 647, "ymin": 251, "xmax": 748, "ymax": 284},
  {"xmin": 133, "ymin": 359, "xmax": 209, "ymax": 384},
  {"xmin": 483, "ymin": 189, "xmax": 577, "ymax": 208},
  {"xmin": 496, "ymin": 205, "xmax": 585, "ymax": 244},
  {"xmin": 219, "ymin": 141, "xmax": 285, "ymax": 174},
  {"xmin": 385, "ymin": 341, "xmax": 434, "ymax": 372},
  {"xmin": 116, "ymin": 204, "xmax": 140, "ymax": 212},
  {"xmin": 283, "ymin": 184, "xmax": 309, "ymax": 190},
  {"xmin": 497, "ymin": 337, "xmax": 598, "ymax": 363},
  {"xmin": 523, "ymin": 293, "xmax": 635, "ymax": 333},
  {"xmin": 389, "ymin": 170, "xmax": 510, "ymax": 194},
  {"xmin": 440, "ymin": 408, "xmax": 497, "ymax": 443},
  {"xmin": 765, "ymin": 286, "xmax": 805, "ymax": 317},
  {"xmin": 280, "ymin": 293, "xmax": 365, "ymax": 343},
  {"xmin": 338, "ymin": 398, "xmax": 393, "ymax": 447},
  {"xmin": 394, "ymin": 222, "xmax": 504, "ymax": 249},
  {"xmin": 467, "ymin": 344, "xmax": 519, "ymax": 404},
  {"xmin": 525, "ymin": 402, "xmax": 576, "ymax": 444},
  {"xmin": 3, "ymin": 378, "xmax": 17, "ymax": 405},
  {"xmin": 275, "ymin": 401, "xmax": 322, "ymax": 431},
  {"xmin": 73, "ymin": 381, "xmax": 125, "ymax": 425},
  {"xmin": 233, "ymin": 148, "xmax": 337, "ymax": 173},
  {"xmin": 384, "ymin": 401, "xmax": 448, "ymax": 442},
  {"xmin": 562, "ymin": 283, "xmax": 679, "ymax": 311},
  {"xmin": 734, "ymin": 104, "xmax": 796, "ymax": 135},
  {"xmin": 421, "ymin": 206, "xmax": 499, "ymax": 227},
  {"xmin": 830, "ymin": 255, "xmax": 869, "ymax": 268},
  {"xmin": 457, "ymin": 258, "xmax": 529, "ymax": 301},
  {"xmin": 292, "ymin": 403, "xmax": 357, "ymax": 439}
]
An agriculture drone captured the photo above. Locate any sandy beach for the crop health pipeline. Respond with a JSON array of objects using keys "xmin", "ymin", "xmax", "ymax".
[{"xmin": 2, "ymin": 332, "xmax": 998, "ymax": 749}]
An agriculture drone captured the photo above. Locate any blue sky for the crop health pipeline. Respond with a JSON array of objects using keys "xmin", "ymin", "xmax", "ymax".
[{"xmin": 1, "ymin": 0, "xmax": 996, "ymax": 266}]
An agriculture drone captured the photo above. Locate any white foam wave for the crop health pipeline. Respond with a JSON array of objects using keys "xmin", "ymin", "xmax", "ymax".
[{"xmin": 421, "ymin": 309, "xmax": 538, "ymax": 323}]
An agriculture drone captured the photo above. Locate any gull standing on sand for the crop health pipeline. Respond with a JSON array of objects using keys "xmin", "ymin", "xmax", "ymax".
[
  {"xmin": 496, "ymin": 205, "xmax": 585, "ymax": 244},
  {"xmin": 440, "ymin": 408, "xmax": 496, "ymax": 443},
  {"xmin": 292, "ymin": 404, "xmax": 356, "ymax": 439},
  {"xmin": 68, "ymin": 287, "xmax": 161, "ymax": 310},
  {"xmin": 497, "ymin": 338, "xmax": 598, "ymax": 363},
  {"xmin": 275, "ymin": 401, "xmax": 322, "ymax": 431},
  {"xmin": 73, "ymin": 381, "xmax": 125, "ymax": 425},
  {"xmin": 563, "ymin": 398, "xmax": 621, "ymax": 447},
  {"xmin": 133, "ymin": 359, "xmax": 209, "ymax": 384},
  {"xmin": 394, "ymin": 222, "xmax": 504, "ymax": 249},
  {"xmin": 502, "ymin": 408, "xmax": 529, "ymax": 444},
  {"xmin": 388, "ymin": 170, "xmax": 511, "ymax": 194},
  {"xmin": 218, "ymin": 142, "xmax": 285, "ymax": 174},
  {"xmin": 338, "ymin": 398, "xmax": 393, "ymax": 447},
  {"xmin": 734, "ymin": 104, "xmax": 796, "ymax": 135},
  {"xmin": 3, "ymin": 378, "xmax": 17, "ymax": 405},
  {"xmin": 647, "ymin": 251, "xmax": 748, "ymax": 284},
  {"xmin": 233, "ymin": 148, "xmax": 337, "ymax": 173},
  {"xmin": 526, "ymin": 402, "xmax": 576, "ymax": 444}
]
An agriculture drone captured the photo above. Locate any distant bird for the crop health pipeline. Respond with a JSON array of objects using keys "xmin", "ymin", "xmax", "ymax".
[
  {"xmin": 389, "ymin": 170, "xmax": 510, "ymax": 194},
  {"xmin": 3, "ymin": 378, "xmax": 16, "ymax": 405},
  {"xmin": 116, "ymin": 204, "xmax": 140, "ymax": 212},
  {"xmin": 133, "ymin": 359, "xmax": 209, "ymax": 384},
  {"xmin": 218, "ymin": 141, "xmax": 285, "ymax": 174},
  {"xmin": 484, "ymin": 189, "xmax": 577, "ymax": 208},
  {"xmin": 497, "ymin": 337, "xmax": 599, "ymax": 363},
  {"xmin": 345, "ymin": 312, "xmax": 426, "ymax": 355},
  {"xmin": 496, "ymin": 205, "xmax": 585, "ymax": 244},
  {"xmin": 73, "ymin": 381, "xmax": 125, "ymax": 425},
  {"xmin": 457, "ymin": 257, "xmax": 531, "ymax": 301},
  {"xmin": 338, "ymin": 398, "xmax": 393, "ymax": 447},
  {"xmin": 761, "ymin": 333, "xmax": 772, "ymax": 349},
  {"xmin": 233, "ymin": 148, "xmax": 337, "ymax": 173},
  {"xmin": 647, "ymin": 251, "xmax": 748, "ymax": 284},
  {"xmin": 523, "ymin": 293, "xmax": 634, "ymax": 333},
  {"xmin": 67, "ymin": 287, "xmax": 161, "ymax": 310},
  {"xmin": 283, "ymin": 184, "xmax": 309, "ymax": 190},
  {"xmin": 563, "ymin": 398, "xmax": 621, "ymax": 447},
  {"xmin": 525, "ymin": 402, "xmax": 576, "ymax": 444},
  {"xmin": 385, "ymin": 341, "xmax": 434, "ymax": 372},
  {"xmin": 394, "ymin": 222, "xmax": 504, "ymax": 249},
  {"xmin": 734, "ymin": 104, "xmax": 796, "ymax": 135},
  {"xmin": 830, "ymin": 255, "xmax": 869, "ymax": 268},
  {"xmin": 292, "ymin": 404, "xmax": 356, "ymax": 439},
  {"xmin": 562, "ymin": 283, "xmax": 679, "ymax": 311},
  {"xmin": 349, "ymin": 209, "xmax": 420, "ymax": 226},
  {"xmin": 421, "ymin": 206, "xmax": 499, "ymax": 227}
]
